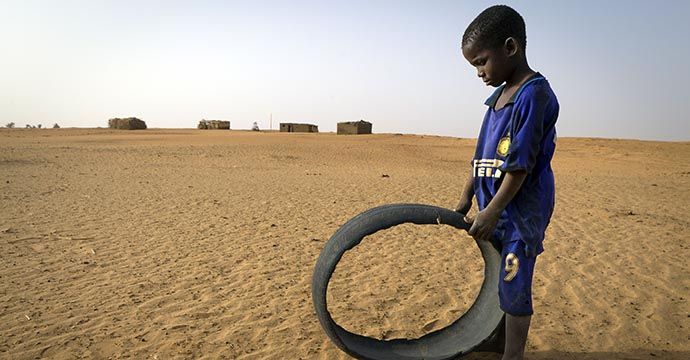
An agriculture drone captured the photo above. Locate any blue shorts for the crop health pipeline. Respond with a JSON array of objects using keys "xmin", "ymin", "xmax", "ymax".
[{"xmin": 497, "ymin": 240, "xmax": 537, "ymax": 316}]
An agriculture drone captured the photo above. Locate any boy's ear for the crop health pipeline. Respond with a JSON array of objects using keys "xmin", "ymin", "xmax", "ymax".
[{"xmin": 504, "ymin": 37, "xmax": 519, "ymax": 57}]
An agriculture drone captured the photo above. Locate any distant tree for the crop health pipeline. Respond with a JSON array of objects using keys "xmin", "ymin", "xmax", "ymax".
[
  {"xmin": 53, "ymin": 123, "xmax": 60, "ymax": 129},
  {"xmin": 252, "ymin": 122, "xmax": 260, "ymax": 131},
  {"xmin": 26, "ymin": 124, "xmax": 31, "ymax": 128},
  {"xmin": 37, "ymin": 124, "xmax": 42, "ymax": 129},
  {"xmin": 5, "ymin": 122, "xmax": 14, "ymax": 128}
]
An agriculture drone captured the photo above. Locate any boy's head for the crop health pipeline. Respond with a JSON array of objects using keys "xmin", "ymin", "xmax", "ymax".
[{"xmin": 461, "ymin": 5, "xmax": 527, "ymax": 87}]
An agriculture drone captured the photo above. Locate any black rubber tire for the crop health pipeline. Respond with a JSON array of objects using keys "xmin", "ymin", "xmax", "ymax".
[{"xmin": 311, "ymin": 204, "xmax": 504, "ymax": 360}]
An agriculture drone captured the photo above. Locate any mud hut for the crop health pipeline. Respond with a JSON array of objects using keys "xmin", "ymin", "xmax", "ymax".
[
  {"xmin": 108, "ymin": 117, "xmax": 147, "ymax": 130},
  {"xmin": 337, "ymin": 120, "xmax": 372, "ymax": 135},
  {"xmin": 198, "ymin": 119, "xmax": 230, "ymax": 130},
  {"xmin": 279, "ymin": 123, "xmax": 318, "ymax": 133}
]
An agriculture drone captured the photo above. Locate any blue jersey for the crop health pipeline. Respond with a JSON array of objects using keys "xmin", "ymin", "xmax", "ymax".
[{"xmin": 472, "ymin": 73, "xmax": 559, "ymax": 257}]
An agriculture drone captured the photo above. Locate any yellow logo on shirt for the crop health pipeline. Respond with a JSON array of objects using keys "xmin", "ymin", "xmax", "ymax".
[{"xmin": 497, "ymin": 136, "xmax": 510, "ymax": 157}]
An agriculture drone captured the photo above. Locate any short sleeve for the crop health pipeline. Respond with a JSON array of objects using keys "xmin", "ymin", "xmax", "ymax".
[{"xmin": 501, "ymin": 86, "xmax": 550, "ymax": 173}]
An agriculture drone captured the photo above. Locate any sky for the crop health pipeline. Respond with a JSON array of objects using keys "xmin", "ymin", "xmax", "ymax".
[{"xmin": 1, "ymin": 0, "xmax": 689, "ymax": 140}]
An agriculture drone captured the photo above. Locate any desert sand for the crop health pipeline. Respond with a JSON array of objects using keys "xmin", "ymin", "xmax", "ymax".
[{"xmin": 0, "ymin": 128, "xmax": 688, "ymax": 359}]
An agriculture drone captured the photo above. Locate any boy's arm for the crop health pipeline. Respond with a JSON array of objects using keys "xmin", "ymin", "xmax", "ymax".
[
  {"xmin": 467, "ymin": 170, "xmax": 527, "ymax": 242},
  {"xmin": 454, "ymin": 168, "xmax": 474, "ymax": 215}
]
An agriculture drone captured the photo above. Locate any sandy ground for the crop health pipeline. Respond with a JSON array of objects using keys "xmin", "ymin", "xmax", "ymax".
[{"xmin": 0, "ymin": 128, "xmax": 688, "ymax": 360}]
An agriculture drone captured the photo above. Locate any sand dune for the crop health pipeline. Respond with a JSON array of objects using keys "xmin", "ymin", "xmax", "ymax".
[{"xmin": 0, "ymin": 129, "xmax": 688, "ymax": 359}]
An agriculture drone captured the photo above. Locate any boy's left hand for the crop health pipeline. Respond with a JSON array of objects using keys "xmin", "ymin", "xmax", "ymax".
[{"xmin": 465, "ymin": 209, "xmax": 500, "ymax": 242}]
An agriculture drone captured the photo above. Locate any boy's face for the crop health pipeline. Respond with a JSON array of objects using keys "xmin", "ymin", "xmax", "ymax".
[{"xmin": 462, "ymin": 40, "xmax": 515, "ymax": 87}]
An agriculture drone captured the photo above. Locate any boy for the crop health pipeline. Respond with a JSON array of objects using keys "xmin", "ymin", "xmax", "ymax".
[{"xmin": 455, "ymin": 5, "xmax": 559, "ymax": 360}]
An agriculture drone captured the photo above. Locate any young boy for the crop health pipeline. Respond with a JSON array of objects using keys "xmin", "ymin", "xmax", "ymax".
[{"xmin": 455, "ymin": 5, "xmax": 559, "ymax": 360}]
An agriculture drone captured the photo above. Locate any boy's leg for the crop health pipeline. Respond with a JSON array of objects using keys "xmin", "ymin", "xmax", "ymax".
[
  {"xmin": 503, "ymin": 313, "xmax": 531, "ymax": 360},
  {"xmin": 498, "ymin": 240, "xmax": 537, "ymax": 360}
]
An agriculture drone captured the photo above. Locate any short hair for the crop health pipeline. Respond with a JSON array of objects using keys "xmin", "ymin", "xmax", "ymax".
[{"xmin": 462, "ymin": 5, "xmax": 526, "ymax": 51}]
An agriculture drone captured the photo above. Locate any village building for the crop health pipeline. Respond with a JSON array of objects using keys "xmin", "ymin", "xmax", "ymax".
[
  {"xmin": 198, "ymin": 119, "xmax": 230, "ymax": 130},
  {"xmin": 337, "ymin": 120, "xmax": 372, "ymax": 135},
  {"xmin": 279, "ymin": 123, "xmax": 318, "ymax": 133},
  {"xmin": 108, "ymin": 117, "xmax": 147, "ymax": 130}
]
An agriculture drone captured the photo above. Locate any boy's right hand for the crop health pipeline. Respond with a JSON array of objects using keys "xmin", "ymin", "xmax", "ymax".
[{"xmin": 454, "ymin": 200, "xmax": 472, "ymax": 216}]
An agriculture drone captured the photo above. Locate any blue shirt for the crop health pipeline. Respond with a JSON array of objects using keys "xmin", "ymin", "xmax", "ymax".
[{"xmin": 472, "ymin": 73, "xmax": 559, "ymax": 257}]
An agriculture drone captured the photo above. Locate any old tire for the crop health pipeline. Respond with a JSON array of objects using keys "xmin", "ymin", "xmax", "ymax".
[{"xmin": 311, "ymin": 203, "xmax": 504, "ymax": 360}]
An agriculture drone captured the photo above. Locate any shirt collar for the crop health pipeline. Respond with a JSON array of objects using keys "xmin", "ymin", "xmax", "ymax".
[{"xmin": 484, "ymin": 72, "xmax": 544, "ymax": 108}]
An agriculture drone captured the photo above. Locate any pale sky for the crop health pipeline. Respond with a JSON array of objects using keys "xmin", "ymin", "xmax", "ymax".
[{"xmin": 1, "ymin": 0, "xmax": 688, "ymax": 140}]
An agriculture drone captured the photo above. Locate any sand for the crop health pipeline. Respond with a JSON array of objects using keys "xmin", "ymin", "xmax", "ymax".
[{"xmin": 0, "ymin": 128, "xmax": 688, "ymax": 359}]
